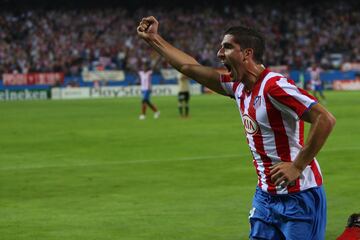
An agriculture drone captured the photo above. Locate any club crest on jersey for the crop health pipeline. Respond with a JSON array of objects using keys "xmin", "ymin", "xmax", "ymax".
[
  {"xmin": 242, "ymin": 114, "xmax": 259, "ymax": 135},
  {"xmin": 253, "ymin": 96, "xmax": 261, "ymax": 109}
]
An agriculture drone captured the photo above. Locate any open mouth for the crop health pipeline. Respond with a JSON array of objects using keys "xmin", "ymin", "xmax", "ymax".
[
  {"xmin": 224, "ymin": 63, "xmax": 231, "ymax": 72},
  {"xmin": 223, "ymin": 63, "xmax": 233, "ymax": 78}
]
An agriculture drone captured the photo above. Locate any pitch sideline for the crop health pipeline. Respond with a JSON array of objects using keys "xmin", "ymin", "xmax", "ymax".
[{"xmin": 0, "ymin": 146, "xmax": 358, "ymax": 171}]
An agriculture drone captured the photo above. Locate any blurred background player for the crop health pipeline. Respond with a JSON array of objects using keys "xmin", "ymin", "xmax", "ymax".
[
  {"xmin": 308, "ymin": 62, "xmax": 326, "ymax": 103},
  {"xmin": 336, "ymin": 213, "xmax": 360, "ymax": 240},
  {"xmin": 177, "ymin": 72, "xmax": 191, "ymax": 118},
  {"xmin": 138, "ymin": 61, "xmax": 160, "ymax": 120}
]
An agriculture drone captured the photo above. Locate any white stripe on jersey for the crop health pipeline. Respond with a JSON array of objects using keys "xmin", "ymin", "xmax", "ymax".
[
  {"xmin": 268, "ymin": 95, "xmax": 299, "ymax": 120},
  {"xmin": 271, "ymin": 78, "xmax": 315, "ymax": 119},
  {"xmin": 259, "ymin": 73, "xmax": 283, "ymax": 92},
  {"xmin": 252, "ymin": 153, "xmax": 269, "ymax": 191},
  {"xmin": 299, "ymin": 159, "xmax": 323, "ymax": 191},
  {"xmin": 223, "ymin": 84, "xmax": 235, "ymax": 96}
]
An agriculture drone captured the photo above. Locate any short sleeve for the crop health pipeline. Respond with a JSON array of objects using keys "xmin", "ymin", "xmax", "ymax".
[
  {"xmin": 267, "ymin": 77, "xmax": 317, "ymax": 119},
  {"xmin": 219, "ymin": 74, "xmax": 240, "ymax": 97}
]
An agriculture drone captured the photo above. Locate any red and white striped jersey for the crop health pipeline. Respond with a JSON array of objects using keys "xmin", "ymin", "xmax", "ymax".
[
  {"xmin": 220, "ymin": 68, "xmax": 322, "ymax": 195},
  {"xmin": 139, "ymin": 70, "xmax": 153, "ymax": 91}
]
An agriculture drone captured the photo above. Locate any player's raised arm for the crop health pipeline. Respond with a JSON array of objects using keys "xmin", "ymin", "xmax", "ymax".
[{"xmin": 137, "ymin": 16, "xmax": 226, "ymax": 95}]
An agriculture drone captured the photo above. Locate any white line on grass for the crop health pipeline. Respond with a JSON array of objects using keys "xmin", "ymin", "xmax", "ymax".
[
  {"xmin": 0, "ymin": 146, "xmax": 358, "ymax": 171},
  {"xmin": 0, "ymin": 153, "xmax": 249, "ymax": 171}
]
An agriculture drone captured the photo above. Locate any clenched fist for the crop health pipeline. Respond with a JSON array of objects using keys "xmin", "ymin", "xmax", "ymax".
[{"xmin": 137, "ymin": 16, "xmax": 159, "ymax": 40}]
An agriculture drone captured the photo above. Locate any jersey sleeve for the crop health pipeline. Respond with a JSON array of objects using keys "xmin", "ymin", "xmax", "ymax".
[
  {"xmin": 267, "ymin": 77, "xmax": 317, "ymax": 120},
  {"xmin": 219, "ymin": 74, "xmax": 240, "ymax": 97}
]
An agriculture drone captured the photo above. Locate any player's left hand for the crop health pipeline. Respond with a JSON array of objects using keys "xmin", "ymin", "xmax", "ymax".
[{"xmin": 270, "ymin": 162, "xmax": 302, "ymax": 187}]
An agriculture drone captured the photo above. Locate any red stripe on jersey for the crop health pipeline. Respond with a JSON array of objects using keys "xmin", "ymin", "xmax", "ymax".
[
  {"xmin": 266, "ymin": 78, "xmax": 311, "ymax": 118},
  {"xmin": 299, "ymin": 120, "xmax": 304, "ymax": 146},
  {"xmin": 220, "ymin": 74, "xmax": 232, "ymax": 82},
  {"xmin": 265, "ymin": 92, "xmax": 301, "ymax": 193},
  {"xmin": 310, "ymin": 160, "xmax": 323, "ymax": 185},
  {"xmin": 239, "ymin": 93, "xmax": 245, "ymax": 113},
  {"xmin": 290, "ymin": 119, "xmax": 303, "ymax": 192},
  {"xmin": 248, "ymin": 84, "xmax": 276, "ymax": 194},
  {"xmin": 288, "ymin": 181, "xmax": 301, "ymax": 194},
  {"xmin": 298, "ymin": 116, "xmax": 305, "ymax": 192},
  {"xmin": 265, "ymin": 95, "xmax": 291, "ymax": 162},
  {"xmin": 259, "ymin": 68, "xmax": 270, "ymax": 81},
  {"xmin": 232, "ymin": 82, "xmax": 240, "ymax": 94}
]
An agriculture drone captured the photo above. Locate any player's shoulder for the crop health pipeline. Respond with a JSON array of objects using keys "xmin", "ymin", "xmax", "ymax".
[
  {"xmin": 263, "ymin": 71, "xmax": 284, "ymax": 85},
  {"xmin": 262, "ymin": 71, "xmax": 291, "ymax": 94}
]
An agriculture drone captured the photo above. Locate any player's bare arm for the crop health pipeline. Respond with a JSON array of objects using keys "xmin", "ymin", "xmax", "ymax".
[
  {"xmin": 137, "ymin": 16, "xmax": 226, "ymax": 95},
  {"xmin": 270, "ymin": 103, "xmax": 336, "ymax": 186}
]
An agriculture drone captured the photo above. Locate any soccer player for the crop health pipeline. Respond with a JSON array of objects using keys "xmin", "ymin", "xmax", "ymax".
[
  {"xmin": 137, "ymin": 61, "xmax": 160, "ymax": 120},
  {"xmin": 137, "ymin": 16, "xmax": 336, "ymax": 239},
  {"xmin": 177, "ymin": 72, "xmax": 191, "ymax": 118},
  {"xmin": 308, "ymin": 62, "xmax": 326, "ymax": 103}
]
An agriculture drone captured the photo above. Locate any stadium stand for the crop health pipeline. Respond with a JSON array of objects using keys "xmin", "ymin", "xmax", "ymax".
[{"xmin": 0, "ymin": 0, "xmax": 359, "ymax": 89}]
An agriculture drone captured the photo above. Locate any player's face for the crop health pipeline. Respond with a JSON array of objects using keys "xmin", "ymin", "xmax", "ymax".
[{"xmin": 217, "ymin": 34, "xmax": 246, "ymax": 81}]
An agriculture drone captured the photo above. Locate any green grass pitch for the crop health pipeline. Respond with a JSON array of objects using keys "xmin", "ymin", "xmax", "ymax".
[{"xmin": 0, "ymin": 91, "xmax": 359, "ymax": 239}]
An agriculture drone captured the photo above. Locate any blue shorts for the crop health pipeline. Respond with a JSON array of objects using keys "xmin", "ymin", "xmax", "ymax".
[
  {"xmin": 249, "ymin": 186, "xmax": 326, "ymax": 240},
  {"xmin": 141, "ymin": 90, "xmax": 151, "ymax": 101}
]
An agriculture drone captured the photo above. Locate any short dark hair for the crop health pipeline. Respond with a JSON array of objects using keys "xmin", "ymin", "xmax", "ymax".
[{"xmin": 224, "ymin": 26, "xmax": 265, "ymax": 64}]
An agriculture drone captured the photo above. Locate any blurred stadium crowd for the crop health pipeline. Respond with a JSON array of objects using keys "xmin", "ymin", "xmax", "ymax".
[{"xmin": 0, "ymin": 1, "xmax": 359, "ymax": 76}]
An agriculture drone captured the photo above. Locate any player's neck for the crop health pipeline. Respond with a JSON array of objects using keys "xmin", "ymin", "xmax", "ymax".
[{"xmin": 243, "ymin": 64, "xmax": 265, "ymax": 92}]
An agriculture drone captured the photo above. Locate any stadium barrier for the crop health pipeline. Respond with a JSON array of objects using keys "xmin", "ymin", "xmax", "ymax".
[
  {"xmin": 1, "ymin": 70, "xmax": 358, "ymax": 87},
  {"xmin": 0, "ymin": 89, "xmax": 49, "ymax": 101},
  {"xmin": 51, "ymin": 84, "xmax": 202, "ymax": 100},
  {"xmin": 333, "ymin": 79, "xmax": 360, "ymax": 90},
  {"xmin": 1, "ymin": 69, "xmax": 359, "ymax": 101}
]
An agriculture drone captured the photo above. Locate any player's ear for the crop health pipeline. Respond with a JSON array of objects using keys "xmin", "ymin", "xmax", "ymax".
[
  {"xmin": 244, "ymin": 48, "xmax": 253, "ymax": 59},
  {"xmin": 242, "ymin": 48, "xmax": 253, "ymax": 63}
]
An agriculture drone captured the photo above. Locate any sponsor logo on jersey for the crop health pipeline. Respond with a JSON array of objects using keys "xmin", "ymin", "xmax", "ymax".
[{"xmin": 243, "ymin": 114, "xmax": 259, "ymax": 135}]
